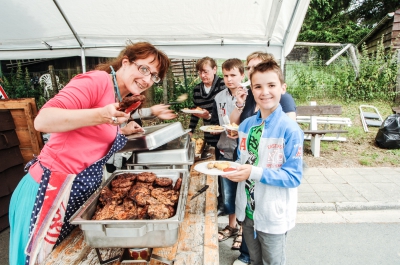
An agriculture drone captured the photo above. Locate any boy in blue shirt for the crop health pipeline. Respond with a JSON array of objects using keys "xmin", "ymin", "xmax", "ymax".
[{"xmin": 224, "ymin": 60, "xmax": 303, "ymax": 265}]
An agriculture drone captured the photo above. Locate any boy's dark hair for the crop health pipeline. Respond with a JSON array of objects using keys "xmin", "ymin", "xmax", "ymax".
[
  {"xmin": 249, "ymin": 60, "xmax": 284, "ymax": 84},
  {"xmin": 222, "ymin": 58, "xmax": 244, "ymax": 74},
  {"xmin": 196, "ymin": 57, "xmax": 217, "ymax": 71}
]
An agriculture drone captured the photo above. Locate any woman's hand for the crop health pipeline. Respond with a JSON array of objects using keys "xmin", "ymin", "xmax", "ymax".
[
  {"xmin": 223, "ymin": 164, "xmax": 252, "ymax": 182},
  {"xmin": 120, "ymin": 120, "xmax": 144, "ymax": 135},
  {"xmin": 151, "ymin": 104, "xmax": 177, "ymax": 120},
  {"xmin": 101, "ymin": 103, "xmax": 131, "ymax": 125}
]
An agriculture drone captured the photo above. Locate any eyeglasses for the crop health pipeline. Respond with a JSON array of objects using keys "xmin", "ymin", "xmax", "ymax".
[
  {"xmin": 244, "ymin": 66, "xmax": 254, "ymax": 72},
  {"xmin": 132, "ymin": 61, "xmax": 161, "ymax": 83},
  {"xmin": 198, "ymin": 70, "xmax": 210, "ymax": 76}
]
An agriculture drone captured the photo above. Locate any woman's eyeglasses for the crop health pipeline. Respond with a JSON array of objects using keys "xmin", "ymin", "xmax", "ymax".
[{"xmin": 132, "ymin": 61, "xmax": 161, "ymax": 83}]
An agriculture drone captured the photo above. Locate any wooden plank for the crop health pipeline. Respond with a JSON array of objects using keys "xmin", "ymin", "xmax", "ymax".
[
  {"xmin": 44, "ymin": 227, "xmax": 123, "ymax": 265},
  {"xmin": 296, "ymin": 105, "xmax": 342, "ymax": 116},
  {"xmin": 303, "ymin": 130, "xmax": 348, "ymax": 135},
  {"xmin": 0, "ymin": 110, "xmax": 15, "ymax": 131},
  {"xmin": 203, "ymin": 173, "xmax": 219, "ymax": 264},
  {"xmin": 0, "ymin": 99, "xmax": 44, "ymax": 164}
]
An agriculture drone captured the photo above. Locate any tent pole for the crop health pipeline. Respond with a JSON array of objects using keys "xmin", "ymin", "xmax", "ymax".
[{"xmin": 81, "ymin": 48, "xmax": 86, "ymax": 73}]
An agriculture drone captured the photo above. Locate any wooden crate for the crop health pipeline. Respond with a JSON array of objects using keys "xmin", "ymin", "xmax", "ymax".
[{"xmin": 0, "ymin": 98, "xmax": 44, "ymax": 164}]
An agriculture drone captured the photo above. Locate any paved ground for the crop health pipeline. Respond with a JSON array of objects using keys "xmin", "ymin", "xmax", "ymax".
[{"xmin": 219, "ymin": 166, "xmax": 400, "ymax": 265}]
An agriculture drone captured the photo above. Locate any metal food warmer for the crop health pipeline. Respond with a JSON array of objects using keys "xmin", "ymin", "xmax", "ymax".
[{"xmin": 70, "ymin": 122, "xmax": 195, "ymax": 264}]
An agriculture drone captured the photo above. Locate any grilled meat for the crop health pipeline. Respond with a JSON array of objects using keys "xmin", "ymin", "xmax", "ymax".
[
  {"xmin": 154, "ymin": 177, "xmax": 173, "ymax": 187},
  {"xmin": 118, "ymin": 95, "xmax": 145, "ymax": 112},
  {"xmin": 174, "ymin": 177, "xmax": 182, "ymax": 191},
  {"xmin": 92, "ymin": 172, "xmax": 181, "ymax": 220},
  {"xmin": 136, "ymin": 172, "xmax": 157, "ymax": 183},
  {"xmin": 92, "ymin": 201, "xmax": 117, "ymax": 220},
  {"xmin": 148, "ymin": 204, "xmax": 172, "ymax": 219}
]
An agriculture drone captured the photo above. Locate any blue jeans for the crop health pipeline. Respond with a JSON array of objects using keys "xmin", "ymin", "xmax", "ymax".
[
  {"xmin": 219, "ymin": 156, "xmax": 237, "ymax": 215},
  {"xmin": 238, "ymin": 235, "xmax": 250, "ymax": 263}
]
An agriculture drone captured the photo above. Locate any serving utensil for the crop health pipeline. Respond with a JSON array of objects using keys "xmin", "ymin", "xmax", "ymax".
[{"xmin": 190, "ymin": 185, "xmax": 209, "ymax": 200}]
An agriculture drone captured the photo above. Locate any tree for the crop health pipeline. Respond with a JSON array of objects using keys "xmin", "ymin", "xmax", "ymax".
[{"xmin": 348, "ymin": 1, "xmax": 400, "ymax": 27}]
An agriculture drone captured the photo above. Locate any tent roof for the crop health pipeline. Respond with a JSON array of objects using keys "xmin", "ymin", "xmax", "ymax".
[{"xmin": 0, "ymin": 0, "xmax": 310, "ymax": 62}]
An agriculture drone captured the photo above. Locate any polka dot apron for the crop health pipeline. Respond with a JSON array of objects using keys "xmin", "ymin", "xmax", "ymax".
[{"xmin": 26, "ymin": 132, "xmax": 127, "ymax": 254}]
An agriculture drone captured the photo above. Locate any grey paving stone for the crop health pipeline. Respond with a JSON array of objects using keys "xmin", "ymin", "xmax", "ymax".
[
  {"xmin": 310, "ymin": 183, "xmax": 339, "ymax": 192},
  {"xmin": 351, "ymin": 183, "xmax": 393, "ymax": 201},
  {"xmin": 341, "ymin": 174, "xmax": 369, "ymax": 183},
  {"xmin": 351, "ymin": 167, "xmax": 381, "ymax": 175},
  {"xmin": 325, "ymin": 174, "xmax": 347, "ymax": 184},
  {"xmin": 318, "ymin": 191, "xmax": 348, "ymax": 203},
  {"xmin": 332, "ymin": 168, "xmax": 360, "ymax": 175},
  {"xmin": 317, "ymin": 168, "xmax": 339, "ymax": 176},
  {"xmin": 298, "ymin": 192, "xmax": 323, "ymax": 203},
  {"xmin": 382, "ymin": 174, "xmax": 400, "ymax": 183},
  {"xmin": 362, "ymin": 174, "xmax": 392, "ymax": 183},
  {"xmin": 298, "ymin": 183, "xmax": 314, "ymax": 193},
  {"xmin": 305, "ymin": 175, "xmax": 330, "ymax": 184},
  {"xmin": 373, "ymin": 182, "xmax": 400, "ymax": 200},
  {"xmin": 303, "ymin": 168, "xmax": 323, "ymax": 176}
]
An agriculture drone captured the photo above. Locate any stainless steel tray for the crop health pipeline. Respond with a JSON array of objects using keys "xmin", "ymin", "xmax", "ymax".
[
  {"xmin": 131, "ymin": 133, "xmax": 194, "ymax": 165},
  {"xmin": 118, "ymin": 122, "xmax": 191, "ymax": 153},
  {"xmin": 69, "ymin": 169, "xmax": 189, "ymax": 248}
]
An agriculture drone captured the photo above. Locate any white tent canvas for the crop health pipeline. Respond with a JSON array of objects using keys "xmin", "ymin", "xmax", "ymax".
[{"xmin": 0, "ymin": 0, "xmax": 310, "ymax": 71}]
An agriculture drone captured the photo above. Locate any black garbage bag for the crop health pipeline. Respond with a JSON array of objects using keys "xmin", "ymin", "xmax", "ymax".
[{"xmin": 375, "ymin": 114, "xmax": 400, "ymax": 149}]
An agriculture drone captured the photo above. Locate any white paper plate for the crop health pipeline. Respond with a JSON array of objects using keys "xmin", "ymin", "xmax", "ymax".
[
  {"xmin": 200, "ymin": 126, "xmax": 225, "ymax": 133},
  {"xmin": 181, "ymin": 109, "xmax": 205, "ymax": 114},
  {"xmin": 223, "ymin": 124, "xmax": 239, "ymax": 131},
  {"xmin": 194, "ymin": 161, "xmax": 240, "ymax": 175}
]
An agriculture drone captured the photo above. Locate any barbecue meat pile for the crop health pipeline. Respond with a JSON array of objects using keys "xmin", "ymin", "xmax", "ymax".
[
  {"xmin": 118, "ymin": 95, "xmax": 145, "ymax": 112},
  {"xmin": 92, "ymin": 172, "xmax": 181, "ymax": 220}
]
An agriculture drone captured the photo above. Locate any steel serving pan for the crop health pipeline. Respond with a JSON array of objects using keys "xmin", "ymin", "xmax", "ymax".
[
  {"xmin": 69, "ymin": 169, "xmax": 189, "ymax": 248},
  {"xmin": 118, "ymin": 122, "xmax": 191, "ymax": 153},
  {"xmin": 130, "ymin": 133, "xmax": 194, "ymax": 166}
]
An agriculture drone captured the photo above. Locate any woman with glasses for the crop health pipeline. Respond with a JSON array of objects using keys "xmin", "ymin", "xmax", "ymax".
[
  {"xmin": 9, "ymin": 42, "xmax": 170, "ymax": 265},
  {"xmin": 189, "ymin": 57, "xmax": 226, "ymax": 151}
]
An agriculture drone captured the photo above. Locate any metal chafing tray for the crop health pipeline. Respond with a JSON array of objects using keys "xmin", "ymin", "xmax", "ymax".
[
  {"xmin": 127, "ymin": 133, "xmax": 194, "ymax": 169},
  {"xmin": 118, "ymin": 122, "xmax": 191, "ymax": 153},
  {"xmin": 69, "ymin": 169, "xmax": 189, "ymax": 248}
]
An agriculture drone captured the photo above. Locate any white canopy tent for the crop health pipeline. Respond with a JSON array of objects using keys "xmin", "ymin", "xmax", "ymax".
[{"xmin": 0, "ymin": 0, "xmax": 310, "ymax": 72}]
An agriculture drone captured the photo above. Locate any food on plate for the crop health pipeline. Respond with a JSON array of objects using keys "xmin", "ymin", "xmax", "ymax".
[
  {"xmin": 92, "ymin": 172, "xmax": 181, "ymax": 220},
  {"xmin": 207, "ymin": 125, "xmax": 224, "ymax": 131},
  {"xmin": 183, "ymin": 106, "xmax": 204, "ymax": 111},
  {"xmin": 207, "ymin": 161, "xmax": 230, "ymax": 171},
  {"xmin": 229, "ymin": 123, "xmax": 239, "ymax": 129},
  {"xmin": 192, "ymin": 138, "xmax": 205, "ymax": 155},
  {"xmin": 118, "ymin": 94, "xmax": 146, "ymax": 113}
]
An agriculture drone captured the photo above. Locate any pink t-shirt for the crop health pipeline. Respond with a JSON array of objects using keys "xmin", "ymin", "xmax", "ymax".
[{"xmin": 30, "ymin": 71, "xmax": 117, "ymax": 182}]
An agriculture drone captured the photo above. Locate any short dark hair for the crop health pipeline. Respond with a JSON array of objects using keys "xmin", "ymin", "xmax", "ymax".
[
  {"xmin": 196, "ymin": 57, "xmax": 217, "ymax": 71},
  {"xmin": 249, "ymin": 60, "xmax": 284, "ymax": 84},
  {"xmin": 222, "ymin": 58, "xmax": 244, "ymax": 74}
]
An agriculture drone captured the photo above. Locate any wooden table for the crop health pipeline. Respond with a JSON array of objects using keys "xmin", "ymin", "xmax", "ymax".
[{"xmin": 43, "ymin": 150, "xmax": 218, "ymax": 265}]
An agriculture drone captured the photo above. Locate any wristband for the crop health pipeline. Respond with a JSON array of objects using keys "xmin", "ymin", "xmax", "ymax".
[{"xmin": 235, "ymin": 102, "xmax": 245, "ymax": 112}]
